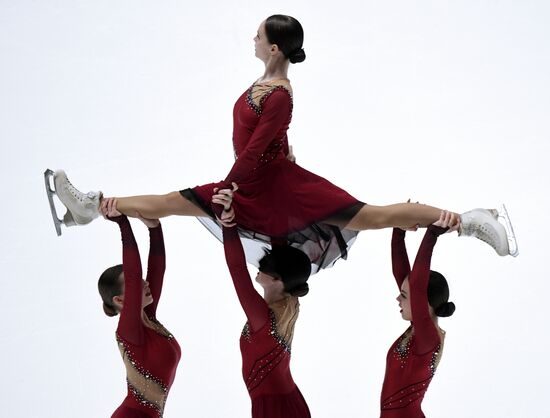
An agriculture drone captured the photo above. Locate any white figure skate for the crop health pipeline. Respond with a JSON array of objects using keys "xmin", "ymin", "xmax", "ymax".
[
  {"xmin": 44, "ymin": 169, "xmax": 102, "ymax": 236},
  {"xmin": 460, "ymin": 205, "xmax": 519, "ymax": 257}
]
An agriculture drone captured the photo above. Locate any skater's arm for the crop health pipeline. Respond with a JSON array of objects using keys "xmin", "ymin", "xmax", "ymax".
[
  {"xmin": 391, "ymin": 228, "xmax": 410, "ymax": 288},
  {"xmin": 222, "ymin": 226, "xmax": 270, "ymax": 332},
  {"xmin": 225, "ymin": 89, "xmax": 291, "ymax": 184},
  {"xmin": 144, "ymin": 222, "xmax": 165, "ymax": 318},
  {"xmin": 410, "ymin": 225, "xmax": 447, "ymax": 354},
  {"xmin": 112, "ymin": 216, "xmax": 145, "ymax": 346}
]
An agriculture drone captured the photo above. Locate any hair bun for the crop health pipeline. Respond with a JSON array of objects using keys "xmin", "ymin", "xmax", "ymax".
[
  {"xmin": 289, "ymin": 48, "xmax": 306, "ymax": 64},
  {"xmin": 289, "ymin": 282, "xmax": 309, "ymax": 297},
  {"xmin": 103, "ymin": 302, "xmax": 119, "ymax": 317},
  {"xmin": 435, "ymin": 301, "xmax": 455, "ymax": 317}
]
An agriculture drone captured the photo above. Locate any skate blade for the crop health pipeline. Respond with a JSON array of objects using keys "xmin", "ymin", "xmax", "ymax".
[
  {"xmin": 44, "ymin": 169, "xmax": 63, "ymax": 236},
  {"xmin": 498, "ymin": 204, "xmax": 519, "ymax": 257}
]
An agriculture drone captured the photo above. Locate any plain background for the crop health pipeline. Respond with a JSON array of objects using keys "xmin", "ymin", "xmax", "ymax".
[{"xmin": 1, "ymin": 1, "xmax": 549, "ymax": 417}]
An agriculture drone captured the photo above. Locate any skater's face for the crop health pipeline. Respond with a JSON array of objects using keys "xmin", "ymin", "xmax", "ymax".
[
  {"xmin": 113, "ymin": 273, "xmax": 154, "ymax": 311},
  {"xmin": 256, "ymin": 270, "xmax": 284, "ymax": 291},
  {"xmin": 254, "ymin": 21, "xmax": 276, "ymax": 63},
  {"xmin": 396, "ymin": 278, "xmax": 412, "ymax": 321}
]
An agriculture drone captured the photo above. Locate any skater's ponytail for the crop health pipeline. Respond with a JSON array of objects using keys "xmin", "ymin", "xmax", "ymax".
[
  {"xmin": 98, "ymin": 264, "xmax": 124, "ymax": 317},
  {"xmin": 428, "ymin": 270, "xmax": 456, "ymax": 318},
  {"xmin": 259, "ymin": 245, "xmax": 311, "ymax": 297}
]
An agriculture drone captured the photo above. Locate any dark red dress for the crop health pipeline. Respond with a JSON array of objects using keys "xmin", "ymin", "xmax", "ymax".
[
  {"xmin": 380, "ymin": 226, "xmax": 446, "ymax": 418},
  {"xmin": 182, "ymin": 81, "xmax": 363, "ymax": 273},
  {"xmin": 223, "ymin": 225, "xmax": 311, "ymax": 418},
  {"xmin": 110, "ymin": 216, "xmax": 181, "ymax": 418}
]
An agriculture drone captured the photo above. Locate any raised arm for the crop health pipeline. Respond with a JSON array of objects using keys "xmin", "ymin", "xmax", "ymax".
[
  {"xmin": 391, "ymin": 228, "xmax": 411, "ymax": 288},
  {"xmin": 144, "ymin": 223, "xmax": 165, "ymax": 318},
  {"xmin": 111, "ymin": 215, "xmax": 144, "ymax": 346},
  {"xmin": 225, "ymin": 89, "xmax": 292, "ymax": 184},
  {"xmin": 409, "ymin": 224, "xmax": 447, "ymax": 354},
  {"xmin": 222, "ymin": 226, "xmax": 270, "ymax": 332}
]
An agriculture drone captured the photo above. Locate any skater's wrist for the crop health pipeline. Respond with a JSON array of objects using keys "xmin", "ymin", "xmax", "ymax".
[{"xmin": 427, "ymin": 224, "xmax": 448, "ymax": 236}]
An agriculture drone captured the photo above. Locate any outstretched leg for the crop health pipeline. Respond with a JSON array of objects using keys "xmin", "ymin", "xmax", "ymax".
[
  {"xmin": 50, "ymin": 170, "xmax": 208, "ymax": 234},
  {"xmin": 334, "ymin": 202, "xmax": 447, "ymax": 231},
  {"xmin": 115, "ymin": 192, "xmax": 206, "ymax": 219}
]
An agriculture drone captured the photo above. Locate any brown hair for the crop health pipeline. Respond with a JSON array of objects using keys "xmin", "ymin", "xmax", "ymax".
[{"xmin": 98, "ymin": 264, "xmax": 124, "ymax": 317}]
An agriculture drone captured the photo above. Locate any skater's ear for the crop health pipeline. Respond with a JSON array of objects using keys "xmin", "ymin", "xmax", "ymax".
[{"xmin": 112, "ymin": 295, "xmax": 124, "ymax": 310}]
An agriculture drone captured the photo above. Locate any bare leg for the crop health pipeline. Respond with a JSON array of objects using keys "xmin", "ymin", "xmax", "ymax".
[
  {"xmin": 338, "ymin": 202, "xmax": 444, "ymax": 231},
  {"xmin": 115, "ymin": 192, "xmax": 207, "ymax": 219}
]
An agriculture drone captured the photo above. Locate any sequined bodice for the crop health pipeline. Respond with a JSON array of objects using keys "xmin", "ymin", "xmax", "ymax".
[
  {"xmin": 240, "ymin": 299, "xmax": 299, "ymax": 398},
  {"xmin": 230, "ymin": 81, "xmax": 293, "ymax": 177},
  {"xmin": 380, "ymin": 327, "xmax": 443, "ymax": 416},
  {"xmin": 117, "ymin": 320, "xmax": 181, "ymax": 418}
]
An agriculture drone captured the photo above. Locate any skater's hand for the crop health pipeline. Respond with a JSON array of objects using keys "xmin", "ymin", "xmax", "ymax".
[
  {"xmin": 287, "ymin": 145, "xmax": 296, "ymax": 163},
  {"xmin": 135, "ymin": 211, "xmax": 160, "ymax": 228},
  {"xmin": 213, "ymin": 183, "xmax": 238, "ymax": 227},
  {"xmin": 212, "ymin": 183, "xmax": 238, "ymax": 211},
  {"xmin": 433, "ymin": 210, "xmax": 459, "ymax": 232},
  {"xmin": 217, "ymin": 207, "xmax": 236, "ymax": 227},
  {"xmin": 100, "ymin": 197, "xmax": 121, "ymax": 219}
]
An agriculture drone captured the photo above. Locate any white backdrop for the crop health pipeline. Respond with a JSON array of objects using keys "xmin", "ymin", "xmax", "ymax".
[{"xmin": 1, "ymin": 1, "xmax": 549, "ymax": 417}]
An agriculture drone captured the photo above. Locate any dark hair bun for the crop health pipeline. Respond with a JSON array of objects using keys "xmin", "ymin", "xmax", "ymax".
[
  {"xmin": 435, "ymin": 301, "xmax": 455, "ymax": 317},
  {"xmin": 289, "ymin": 282, "xmax": 309, "ymax": 297},
  {"xmin": 103, "ymin": 302, "xmax": 119, "ymax": 317},
  {"xmin": 289, "ymin": 48, "xmax": 306, "ymax": 64}
]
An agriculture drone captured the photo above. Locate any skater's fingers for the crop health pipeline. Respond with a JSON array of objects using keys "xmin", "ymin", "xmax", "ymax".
[
  {"xmin": 231, "ymin": 182, "xmax": 239, "ymax": 192},
  {"xmin": 448, "ymin": 212, "xmax": 460, "ymax": 232}
]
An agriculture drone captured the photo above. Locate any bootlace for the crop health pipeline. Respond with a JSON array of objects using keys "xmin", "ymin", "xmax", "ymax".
[{"xmin": 63, "ymin": 178, "xmax": 86, "ymax": 202}]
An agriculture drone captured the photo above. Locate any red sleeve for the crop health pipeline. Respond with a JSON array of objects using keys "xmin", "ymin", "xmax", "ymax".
[
  {"xmin": 391, "ymin": 228, "xmax": 411, "ymax": 289},
  {"xmin": 222, "ymin": 226, "xmax": 270, "ymax": 332},
  {"xmin": 144, "ymin": 224, "xmax": 165, "ymax": 319},
  {"xmin": 113, "ymin": 216, "xmax": 144, "ymax": 346},
  {"xmin": 409, "ymin": 225, "xmax": 447, "ymax": 354},
  {"xmin": 224, "ymin": 89, "xmax": 291, "ymax": 184}
]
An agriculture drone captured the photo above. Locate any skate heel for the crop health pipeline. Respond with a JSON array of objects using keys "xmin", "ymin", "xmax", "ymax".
[
  {"xmin": 498, "ymin": 204, "xmax": 519, "ymax": 257},
  {"xmin": 63, "ymin": 210, "xmax": 77, "ymax": 227},
  {"xmin": 44, "ymin": 169, "xmax": 63, "ymax": 236}
]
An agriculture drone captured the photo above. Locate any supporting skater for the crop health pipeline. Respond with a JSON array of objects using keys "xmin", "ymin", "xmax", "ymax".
[
  {"xmin": 98, "ymin": 199, "xmax": 181, "ymax": 418},
  {"xmin": 380, "ymin": 211, "xmax": 455, "ymax": 418},
  {"xmin": 214, "ymin": 188, "xmax": 312, "ymax": 418},
  {"xmin": 44, "ymin": 14, "xmax": 518, "ymax": 260}
]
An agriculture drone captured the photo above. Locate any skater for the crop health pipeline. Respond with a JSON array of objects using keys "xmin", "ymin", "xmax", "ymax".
[
  {"xmin": 214, "ymin": 188, "xmax": 312, "ymax": 418},
  {"xmin": 45, "ymin": 14, "xmax": 518, "ymax": 263},
  {"xmin": 98, "ymin": 198, "xmax": 181, "ymax": 418},
  {"xmin": 380, "ymin": 211, "xmax": 456, "ymax": 418}
]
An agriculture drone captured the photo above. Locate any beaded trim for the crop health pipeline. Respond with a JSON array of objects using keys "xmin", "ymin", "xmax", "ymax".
[
  {"xmin": 117, "ymin": 335, "xmax": 168, "ymax": 417},
  {"xmin": 241, "ymin": 310, "xmax": 292, "ymax": 392},
  {"xmin": 381, "ymin": 378, "xmax": 431, "ymax": 410},
  {"xmin": 429, "ymin": 344, "xmax": 441, "ymax": 377},
  {"xmin": 393, "ymin": 328, "xmax": 412, "ymax": 367},
  {"xmin": 147, "ymin": 316, "xmax": 175, "ymax": 340},
  {"xmin": 245, "ymin": 84, "xmax": 293, "ymax": 117}
]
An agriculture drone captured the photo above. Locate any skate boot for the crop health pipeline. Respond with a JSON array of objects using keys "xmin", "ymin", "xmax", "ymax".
[
  {"xmin": 459, "ymin": 206, "xmax": 518, "ymax": 257},
  {"xmin": 44, "ymin": 169, "xmax": 102, "ymax": 236}
]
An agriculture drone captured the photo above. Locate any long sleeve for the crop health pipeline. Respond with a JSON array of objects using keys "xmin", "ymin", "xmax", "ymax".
[
  {"xmin": 391, "ymin": 228, "xmax": 411, "ymax": 288},
  {"xmin": 224, "ymin": 89, "xmax": 291, "ymax": 184},
  {"xmin": 114, "ymin": 216, "xmax": 144, "ymax": 346},
  {"xmin": 144, "ymin": 224, "xmax": 166, "ymax": 319},
  {"xmin": 222, "ymin": 226, "xmax": 270, "ymax": 332},
  {"xmin": 409, "ymin": 225, "xmax": 447, "ymax": 354}
]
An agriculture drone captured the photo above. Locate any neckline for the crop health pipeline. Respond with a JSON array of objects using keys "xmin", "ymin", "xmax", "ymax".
[{"xmin": 254, "ymin": 77, "xmax": 289, "ymax": 85}]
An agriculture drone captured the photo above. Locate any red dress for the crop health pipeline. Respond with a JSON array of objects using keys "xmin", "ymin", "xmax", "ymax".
[
  {"xmin": 223, "ymin": 225, "xmax": 311, "ymax": 418},
  {"xmin": 110, "ymin": 217, "xmax": 181, "ymax": 418},
  {"xmin": 380, "ymin": 226, "xmax": 446, "ymax": 418},
  {"xmin": 182, "ymin": 81, "xmax": 363, "ymax": 273}
]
